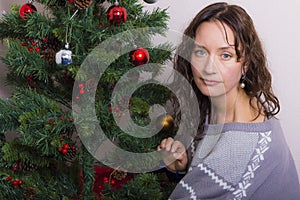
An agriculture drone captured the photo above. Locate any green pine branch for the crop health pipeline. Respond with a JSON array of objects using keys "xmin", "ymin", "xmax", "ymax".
[
  {"xmin": 2, "ymin": 39, "xmax": 51, "ymax": 83},
  {"xmin": 0, "ymin": 0, "xmax": 176, "ymax": 198}
]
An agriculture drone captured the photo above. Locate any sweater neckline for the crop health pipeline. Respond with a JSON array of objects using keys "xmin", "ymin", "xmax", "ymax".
[{"xmin": 204, "ymin": 117, "xmax": 276, "ymax": 135}]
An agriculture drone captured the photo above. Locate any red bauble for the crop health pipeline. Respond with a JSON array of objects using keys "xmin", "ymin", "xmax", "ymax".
[
  {"xmin": 19, "ymin": 3, "xmax": 37, "ymax": 20},
  {"xmin": 107, "ymin": 3, "xmax": 127, "ymax": 25},
  {"xmin": 130, "ymin": 48, "xmax": 150, "ymax": 66}
]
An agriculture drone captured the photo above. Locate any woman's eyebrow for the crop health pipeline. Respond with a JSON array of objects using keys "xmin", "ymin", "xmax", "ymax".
[
  {"xmin": 194, "ymin": 44, "xmax": 235, "ymax": 52},
  {"xmin": 193, "ymin": 44, "xmax": 206, "ymax": 49},
  {"xmin": 219, "ymin": 46, "xmax": 235, "ymax": 51}
]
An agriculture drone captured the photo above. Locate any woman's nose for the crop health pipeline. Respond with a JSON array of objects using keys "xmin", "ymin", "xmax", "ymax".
[{"xmin": 203, "ymin": 56, "xmax": 217, "ymax": 74}]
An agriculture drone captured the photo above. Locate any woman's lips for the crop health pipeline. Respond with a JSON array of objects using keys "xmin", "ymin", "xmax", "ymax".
[{"xmin": 201, "ymin": 78, "xmax": 221, "ymax": 86}]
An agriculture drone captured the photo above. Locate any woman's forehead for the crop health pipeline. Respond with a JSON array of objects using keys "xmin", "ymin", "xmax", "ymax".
[{"xmin": 194, "ymin": 21, "xmax": 235, "ymax": 48}]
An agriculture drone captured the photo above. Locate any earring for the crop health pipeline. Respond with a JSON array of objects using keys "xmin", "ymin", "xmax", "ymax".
[{"xmin": 240, "ymin": 73, "xmax": 246, "ymax": 89}]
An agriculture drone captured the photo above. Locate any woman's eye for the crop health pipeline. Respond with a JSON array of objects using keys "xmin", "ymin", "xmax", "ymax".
[
  {"xmin": 194, "ymin": 49, "xmax": 207, "ymax": 56},
  {"xmin": 221, "ymin": 53, "xmax": 232, "ymax": 60}
]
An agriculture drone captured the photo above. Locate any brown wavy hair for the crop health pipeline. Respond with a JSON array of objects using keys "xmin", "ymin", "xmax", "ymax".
[{"xmin": 173, "ymin": 2, "xmax": 280, "ymax": 139}]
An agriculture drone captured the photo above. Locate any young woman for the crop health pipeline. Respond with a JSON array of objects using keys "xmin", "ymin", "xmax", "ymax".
[{"xmin": 158, "ymin": 2, "xmax": 300, "ymax": 199}]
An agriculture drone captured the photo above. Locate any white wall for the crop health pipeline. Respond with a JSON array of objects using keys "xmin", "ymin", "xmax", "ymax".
[
  {"xmin": 1, "ymin": 0, "xmax": 300, "ymax": 178},
  {"xmin": 142, "ymin": 0, "xmax": 300, "ymax": 178}
]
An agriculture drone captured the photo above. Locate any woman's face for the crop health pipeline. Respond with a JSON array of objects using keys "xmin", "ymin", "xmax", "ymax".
[{"xmin": 191, "ymin": 21, "xmax": 244, "ymax": 98}]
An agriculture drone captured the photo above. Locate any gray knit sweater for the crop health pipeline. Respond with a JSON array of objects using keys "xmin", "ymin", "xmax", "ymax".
[{"xmin": 169, "ymin": 118, "xmax": 300, "ymax": 200}]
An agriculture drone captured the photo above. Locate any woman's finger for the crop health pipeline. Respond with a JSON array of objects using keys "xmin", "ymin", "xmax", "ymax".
[{"xmin": 164, "ymin": 137, "xmax": 174, "ymax": 151}]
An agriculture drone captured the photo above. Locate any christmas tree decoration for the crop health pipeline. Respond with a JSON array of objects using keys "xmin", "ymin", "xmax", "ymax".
[
  {"xmin": 63, "ymin": 143, "xmax": 70, "ymax": 149},
  {"xmin": 55, "ymin": 10, "xmax": 78, "ymax": 65},
  {"xmin": 40, "ymin": 38, "xmax": 61, "ymax": 63},
  {"xmin": 115, "ymin": 106, "xmax": 120, "ymax": 112},
  {"xmin": 107, "ymin": 2, "xmax": 127, "ymax": 25},
  {"xmin": 0, "ymin": 0, "xmax": 172, "ymax": 198},
  {"xmin": 160, "ymin": 115, "xmax": 174, "ymax": 133},
  {"xmin": 62, "ymin": 148, "xmax": 68, "ymax": 155},
  {"xmin": 143, "ymin": 0, "xmax": 158, "ymax": 4},
  {"xmin": 22, "ymin": 41, "xmax": 28, "ymax": 46},
  {"xmin": 49, "ymin": 118, "xmax": 55, "ymax": 125},
  {"xmin": 11, "ymin": 179, "xmax": 23, "ymax": 188},
  {"xmin": 23, "ymin": 187, "xmax": 37, "ymax": 200},
  {"xmin": 35, "ymin": 47, "xmax": 41, "ymax": 53},
  {"xmin": 55, "ymin": 45, "xmax": 72, "ymax": 65},
  {"xmin": 58, "ymin": 142, "xmax": 74, "ymax": 156},
  {"xmin": 27, "ymin": 74, "xmax": 33, "ymax": 81},
  {"xmin": 79, "ymin": 89, "xmax": 85, "ymax": 95},
  {"xmin": 12, "ymin": 180, "xmax": 19, "ymax": 188},
  {"xmin": 112, "ymin": 169, "xmax": 128, "ymax": 180},
  {"xmin": 18, "ymin": 180, "xmax": 23, "ymax": 185},
  {"xmin": 19, "ymin": 2, "xmax": 37, "ymax": 20},
  {"xmin": 130, "ymin": 48, "xmax": 150, "ymax": 66},
  {"xmin": 6, "ymin": 176, "xmax": 13, "ymax": 181},
  {"xmin": 78, "ymin": 83, "xmax": 84, "ymax": 89},
  {"xmin": 19, "ymin": 161, "xmax": 38, "ymax": 173},
  {"xmin": 93, "ymin": 166, "xmax": 134, "ymax": 197},
  {"xmin": 63, "ymin": 144, "xmax": 78, "ymax": 162},
  {"xmin": 74, "ymin": 0, "xmax": 93, "ymax": 9}
]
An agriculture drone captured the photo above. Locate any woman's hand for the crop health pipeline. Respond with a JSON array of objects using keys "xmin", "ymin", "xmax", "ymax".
[{"xmin": 157, "ymin": 137, "xmax": 188, "ymax": 172}]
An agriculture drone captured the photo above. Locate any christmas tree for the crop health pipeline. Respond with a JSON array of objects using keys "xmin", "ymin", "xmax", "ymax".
[{"xmin": 0, "ymin": 0, "xmax": 179, "ymax": 199}]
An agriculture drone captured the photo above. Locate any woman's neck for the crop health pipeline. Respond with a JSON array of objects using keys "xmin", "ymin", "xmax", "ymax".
[{"xmin": 209, "ymin": 88, "xmax": 264, "ymax": 124}]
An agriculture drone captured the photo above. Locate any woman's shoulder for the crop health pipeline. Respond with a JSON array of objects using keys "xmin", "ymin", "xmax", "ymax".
[{"xmin": 204, "ymin": 117, "xmax": 280, "ymax": 135}]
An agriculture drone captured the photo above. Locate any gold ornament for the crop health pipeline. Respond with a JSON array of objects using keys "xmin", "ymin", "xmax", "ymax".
[{"xmin": 160, "ymin": 115, "xmax": 174, "ymax": 133}]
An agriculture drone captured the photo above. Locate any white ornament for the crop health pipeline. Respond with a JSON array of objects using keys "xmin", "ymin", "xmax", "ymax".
[{"xmin": 55, "ymin": 49, "xmax": 72, "ymax": 65}]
